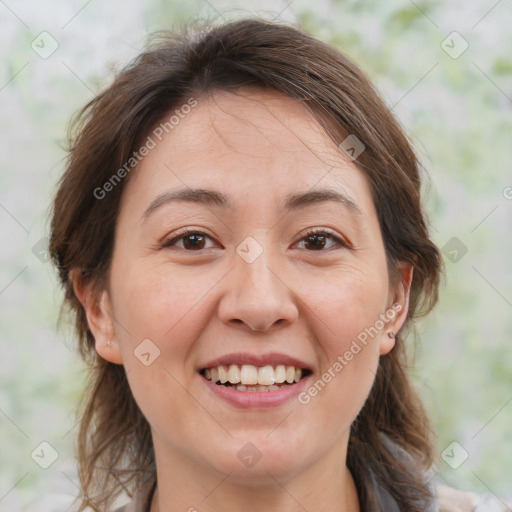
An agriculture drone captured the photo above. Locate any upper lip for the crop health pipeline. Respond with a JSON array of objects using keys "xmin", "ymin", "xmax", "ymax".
[{"xmin": 199, "ymin": 352, "xmax": 313, "ymax": 372}]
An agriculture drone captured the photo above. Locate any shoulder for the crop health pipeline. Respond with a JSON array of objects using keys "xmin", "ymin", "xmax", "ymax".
[
  {"xmin": 436, "ymin": 484, "xmax": 511, "ymax": 512},
  {"xmin": 376, "ymin": 433, "xmax": 511, "ymax": 512},
  {"xmin": 436, "ymin": 484, "xmax": 480, "ymax": 511}
]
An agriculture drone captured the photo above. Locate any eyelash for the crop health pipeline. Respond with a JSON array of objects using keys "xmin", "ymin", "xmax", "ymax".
[{"xmin": 161, "ymin": 227, "xmax": 350, "ymax": 252}]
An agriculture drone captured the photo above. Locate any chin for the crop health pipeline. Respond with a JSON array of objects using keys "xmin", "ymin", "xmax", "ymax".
[{"xmin": 204, "ymin": 432, "xmax": 312, "ymax": 484}]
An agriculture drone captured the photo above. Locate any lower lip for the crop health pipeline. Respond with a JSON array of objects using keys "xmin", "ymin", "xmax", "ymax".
[{"xmin": 201, "ymin": 374, "xmax": 312, "ymax": 408}]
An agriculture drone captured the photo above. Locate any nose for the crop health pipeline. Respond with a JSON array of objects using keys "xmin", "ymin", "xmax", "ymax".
[{"xmin": 218, "ymin": 249, "xmax": 299, "ymax": 332}]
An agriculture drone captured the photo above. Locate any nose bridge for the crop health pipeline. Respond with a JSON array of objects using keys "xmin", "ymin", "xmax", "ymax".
[
  {"xmin": 239, "ymin": 244, "xmax": 280, "ymax": 294},
  {"xmin": 218, "ymin": 237, "xmax": 298, "ymax": 332}
]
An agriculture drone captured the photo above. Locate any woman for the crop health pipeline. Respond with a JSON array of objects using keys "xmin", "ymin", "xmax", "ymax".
[{"xmin": 49, "ymin": 17, "xmax": 506, "ymax": 512}]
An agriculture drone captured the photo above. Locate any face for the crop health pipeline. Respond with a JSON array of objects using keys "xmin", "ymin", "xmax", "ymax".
[{"xmin": 79, "ymin": 88, "xmax": 412, "ymax": 486}]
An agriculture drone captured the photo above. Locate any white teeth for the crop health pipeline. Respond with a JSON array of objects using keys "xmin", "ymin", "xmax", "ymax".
[
  {"xmin": 241, "ymin": 365, "xmax": 258, "ymax": 385},
  {"xmin": 204, "ymin": 363, "xmax": 308, "ymax": 389},
  {"xmin": 218, "ymin": 365, "xmax": 229, "ymax": 383},
  {"xmin": 257, "ymin": 365, "xmax": 275, "ymax": 385},
  {"xmin": 274, "ymin": 365, "xmax": 286, "ymax": 383},
  {"xmin": 228, "ymin": 364, "xmax": 241, "ymax": 384}
]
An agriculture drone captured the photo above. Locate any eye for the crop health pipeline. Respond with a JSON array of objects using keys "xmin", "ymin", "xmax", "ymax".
[
  {"xmin": 161, "ymin": 228, "xmax": 217, "ymax": 251},
  {"xmin": 161, "ymin": 228, "xmax": 349, "ymax": 252},
  {"xmin": 295, "ymin": 228, "xmax": 349, "ymax": 251}
]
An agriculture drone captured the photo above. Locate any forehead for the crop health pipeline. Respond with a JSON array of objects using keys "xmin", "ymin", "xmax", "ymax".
[
  {"xmin": 122, "ymin": 88, "xmax": 375, "ymax": 217},
  {"xmin": 166, "ymin": 88, "xmax": 345, "ymax": 172}
]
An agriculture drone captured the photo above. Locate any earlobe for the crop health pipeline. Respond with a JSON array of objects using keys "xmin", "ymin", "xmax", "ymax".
[
  {"xmin": 71, "ymin": 270, "xmax": 124, "ymax": 365},
  {"xmin": 379, "ymin": 330, "xmax": 396, "ymax": 355}
]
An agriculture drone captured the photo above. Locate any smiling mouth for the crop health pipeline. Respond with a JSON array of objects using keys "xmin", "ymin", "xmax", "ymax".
[{"xmin": 200, "ymin": 364, "xmax": 312, "ymax": 392}]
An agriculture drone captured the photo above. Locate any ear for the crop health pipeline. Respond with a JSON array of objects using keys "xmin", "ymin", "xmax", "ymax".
[
  {"xmin": 71, "ymin": 269, "xmax": 124, "ymax": 364},
  {"xmin": 379, "ymin": 263, "xmax": 414, "ymax": 355}
]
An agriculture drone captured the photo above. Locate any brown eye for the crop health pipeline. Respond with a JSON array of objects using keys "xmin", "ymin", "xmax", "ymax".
[
  {"xmin": 296, "ymin": 229, "xmax": 347, "ymax": 251},
  {"xmin": 181, "ymin": 233, "xmax": 207, "ymax": 250},
  {"xmin": 162, "ymin": 230, "xmax": 214, "ymax": 251},
  {"xmin": 303, "ymin": 233, "xmax": 329, "ymax": 250}
]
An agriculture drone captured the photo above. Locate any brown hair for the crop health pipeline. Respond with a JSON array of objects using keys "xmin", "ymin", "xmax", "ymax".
[{"xmin": 50, "ymin": 17, "xmax": 443, "ymax": 511}]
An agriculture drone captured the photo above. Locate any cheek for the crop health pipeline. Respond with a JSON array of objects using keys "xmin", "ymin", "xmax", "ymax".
[
  {"xmin": 301, "ymin": 338, "xmax": 380, "ymax": 436},
  {"xmin": 108, "ymin": 262, "xmax": 222, "ymax": 420},
  {"xmin": 302, "ymin": 263, "xmax": 389, "ymax": 344},
  {"xmin": 297, "ymin": 265, "xmax": 386, "ymax": 424},
  {"xmin": 112, "ymin": 262, "xmax": 217, "ymax": 346},
  {"xmin": 110, "ymin": 264, "xmax": 214, "ymax": 439}
]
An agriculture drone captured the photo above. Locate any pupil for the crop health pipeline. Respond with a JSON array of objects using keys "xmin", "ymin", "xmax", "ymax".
[
  {"xmin": 306, "ymin": 234, "xmax": 325, "ymax": 250},
  {"xmin": 184, "ymin": 234, "xmax": 204, "ymax": 250}
]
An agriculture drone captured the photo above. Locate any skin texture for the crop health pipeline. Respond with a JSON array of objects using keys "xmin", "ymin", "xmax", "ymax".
[{"xmin": 74, "ymin": 88, "xmax": 413, "ymax": 512}]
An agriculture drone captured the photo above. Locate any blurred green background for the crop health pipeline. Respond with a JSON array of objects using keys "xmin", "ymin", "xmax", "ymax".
[{"xmin": 0, "ymin": 0, "xmax": 511, "ymax": 510}]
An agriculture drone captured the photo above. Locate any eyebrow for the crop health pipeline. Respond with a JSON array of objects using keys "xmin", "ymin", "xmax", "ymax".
[{"xmin": 141, "ymin": 187, "xmax": 362, "ymax": 221}]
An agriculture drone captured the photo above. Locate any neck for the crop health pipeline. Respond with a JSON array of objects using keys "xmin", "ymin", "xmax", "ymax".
[{"xmin": 150, "ymin": 437, "xmax": 360, "ymax": 512}]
